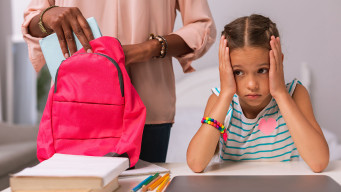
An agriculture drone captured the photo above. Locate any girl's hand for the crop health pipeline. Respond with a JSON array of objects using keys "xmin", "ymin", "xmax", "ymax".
[
  {"xmin": 269, "ymin": 36, "xmax": 287, "ymax": 99},
  {"xmin": 42, "ymin": 7, "xmax": 95, "ymax": 58},
  {"xmin": 219, "ymin": 36, "xmax": 236, "ymax": 97}
]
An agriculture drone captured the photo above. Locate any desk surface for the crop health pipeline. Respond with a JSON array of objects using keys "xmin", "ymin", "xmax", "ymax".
[{"xmin": 3, "ymin": 161, "xmax": 341, "ymax": 192}]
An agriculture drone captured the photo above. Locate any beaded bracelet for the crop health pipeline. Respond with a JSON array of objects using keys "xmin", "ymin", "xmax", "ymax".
[
  {"xmin": 201, "ymin": 117, "xmax": 228, "ymax": 141},
  {"xmin": 149, "ymin": 33, "xmax": 168, "ymax": 58}
]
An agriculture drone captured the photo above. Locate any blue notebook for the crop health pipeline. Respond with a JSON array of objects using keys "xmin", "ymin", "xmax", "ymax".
[{"xmin": 39, "ymin": 17, "xmax": 102, "ymax": 82}]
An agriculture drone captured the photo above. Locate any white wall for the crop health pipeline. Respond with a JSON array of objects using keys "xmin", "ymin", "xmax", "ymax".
[
  {"xmin": 8, "ymin": 0, "xmax": 37, "ymax": 125},
  {"xmin": 11, "ymin": 0, "xmax": 30, "ymax": 38},
  {"xmin": 172, "ymin": 0, "xmax": 341, "ymax": 142},
  {"xmin": 0, "ymin": 0, "xmax": 12, "ymax": 122}
]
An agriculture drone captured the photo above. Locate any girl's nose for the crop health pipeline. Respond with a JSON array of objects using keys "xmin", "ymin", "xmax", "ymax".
[{"xmin": 247, "ymin": 75, "xmax": 259, "ymax": 91}]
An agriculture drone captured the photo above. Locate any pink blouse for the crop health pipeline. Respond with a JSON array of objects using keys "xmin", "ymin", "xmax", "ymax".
[{"xmin": 22, "ymin": 0, "xmax": 216, "ymax": 124}]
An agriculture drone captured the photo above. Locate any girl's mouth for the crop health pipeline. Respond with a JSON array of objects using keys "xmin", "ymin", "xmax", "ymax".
[{"xmin": 245, "ymin": 94, "xmax": 261, "ymax": 99}]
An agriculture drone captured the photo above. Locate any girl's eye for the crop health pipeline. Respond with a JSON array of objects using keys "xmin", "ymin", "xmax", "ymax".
[
  {"xmin": 258, "ymin": 68, "xmax": 269, "ymax": 74},
  {"xmin": 233, "ymin": 70, "xmax": 243, "ymax": 76}
]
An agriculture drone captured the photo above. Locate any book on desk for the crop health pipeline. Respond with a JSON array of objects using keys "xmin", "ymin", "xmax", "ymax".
[{"xmin": 10, "ymin": 153, "xmax": 129, "ymax": 192}]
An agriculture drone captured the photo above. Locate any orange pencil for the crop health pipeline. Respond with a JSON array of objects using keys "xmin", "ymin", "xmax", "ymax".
[
  {"xmin": 141, "ymin": 175, "xmax": 161, "ymax": 192},
  {"xmin": 156, "ymin": 175, "xmax": 170, "ymax": 192},
  {"xmin": 148, "ymin": 173, "xmax": 170, "ymax": 191}
]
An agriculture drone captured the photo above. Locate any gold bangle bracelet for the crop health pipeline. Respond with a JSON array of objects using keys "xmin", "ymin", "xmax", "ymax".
[{"xmin": 38, "ymin": 5, "xmax": 58, "ymax": 34}]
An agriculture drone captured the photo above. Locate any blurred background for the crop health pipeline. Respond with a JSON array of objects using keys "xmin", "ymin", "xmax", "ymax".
[{"xmin": 0, "ymin": 0, "xmax": 340, "ymax": 189}]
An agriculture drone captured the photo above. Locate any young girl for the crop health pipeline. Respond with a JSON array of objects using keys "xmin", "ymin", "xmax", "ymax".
[{"xmin": 187, "ymin": 14, "xmax": 329, "ymax": 173}]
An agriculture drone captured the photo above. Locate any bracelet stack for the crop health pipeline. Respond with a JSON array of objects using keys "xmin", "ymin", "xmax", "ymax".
[
  {"xmin": 149, "ymin": 33, "xmax": 168, "ymax": 58},
  {"xmin": 201, "ymin": 117, "xmax": 228, "ymax": 141}
]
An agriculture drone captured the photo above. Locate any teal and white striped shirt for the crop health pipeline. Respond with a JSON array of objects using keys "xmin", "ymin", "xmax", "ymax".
[{"xmin": 212, "ymin": 79, "xmax": 301, "ymax": 162}]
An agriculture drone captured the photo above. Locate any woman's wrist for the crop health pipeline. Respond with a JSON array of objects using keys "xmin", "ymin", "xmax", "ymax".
[
  {"xmin": 123, "ymin": 39, "xmax": 161, "ymax": 65},
  {"xmin": 147, "ymin": 38, "xmax": 162, "ymax": 58}
]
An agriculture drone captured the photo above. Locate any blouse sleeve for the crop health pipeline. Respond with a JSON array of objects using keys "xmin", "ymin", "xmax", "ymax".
[
  {"xmin": 22, "ymin": 0, "xmax": 51, "ymax": 72},
  {"xmin": 172, "ymin": 0, "xmax": 217, "ymax": 73}
]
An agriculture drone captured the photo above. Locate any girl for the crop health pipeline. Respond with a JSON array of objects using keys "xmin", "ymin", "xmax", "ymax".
[{"xmin": 187, "ymin": 14, "xmax": 329, "ymax": 173}]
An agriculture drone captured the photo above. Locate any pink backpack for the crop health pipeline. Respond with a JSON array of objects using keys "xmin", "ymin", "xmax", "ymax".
[{"xmin": 37, "ymin": 36, "xmax": 146, "ymax": 167}]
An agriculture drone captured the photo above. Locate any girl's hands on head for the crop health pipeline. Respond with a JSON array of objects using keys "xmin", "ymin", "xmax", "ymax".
[
  {"xmin": 269, "ymin": 36, "xmax": 287, "ymax": 99},
  {"xmin": 42, "ymin": 7, "xmax": 95, "ymax": 58},
  {"xmin": 219, "ymin": 36, "xmax": 236, "ymax": 97}
]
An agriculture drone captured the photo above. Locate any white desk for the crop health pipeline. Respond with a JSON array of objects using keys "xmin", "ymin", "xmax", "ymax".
[
  {"xmin": 117, "ymin": 160, "xmax": 341, "ymax": 192},
  {"xmin": 3, "ymin": 161, "xmax": 341, "ymax": 192}
]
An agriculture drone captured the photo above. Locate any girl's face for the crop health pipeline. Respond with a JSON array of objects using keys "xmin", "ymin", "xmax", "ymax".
[{"xmin": 230, "ymin": 46, "xmax": 272, "ymax": 113}]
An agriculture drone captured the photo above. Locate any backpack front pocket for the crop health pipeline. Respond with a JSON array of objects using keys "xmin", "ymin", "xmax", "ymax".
[{"xmin": 52, "ymin": 100, "xmax": 124, "ymax": 140}]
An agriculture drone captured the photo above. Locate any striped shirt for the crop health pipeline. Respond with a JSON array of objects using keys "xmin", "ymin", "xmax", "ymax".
[{"xmin": 212, "ymin": 79, "xmax": 301, "ymax": 162}]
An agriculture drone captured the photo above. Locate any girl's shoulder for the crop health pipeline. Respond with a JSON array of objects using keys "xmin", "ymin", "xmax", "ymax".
[
  {"xmin": 285, "ymin": 78, "xmax": 303, "ymax": 96},
  {"xmin": 211, "ymin": 87, "xmax": 221, "ymax": 96},
  {"xmin": 285, "ymin": 79, "xmax": 312, "ymax": 113}
]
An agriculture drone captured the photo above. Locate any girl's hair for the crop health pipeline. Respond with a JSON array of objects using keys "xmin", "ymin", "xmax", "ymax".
[{"xmin": 222, "ymin": 14, "xmax": 279, "ymax": 52}]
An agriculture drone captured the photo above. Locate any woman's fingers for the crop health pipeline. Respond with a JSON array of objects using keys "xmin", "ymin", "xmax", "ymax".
[
  {"xmin": 43, "ymin": 7, "xmax": 94, "ymax": 58},
  {"xmin": 77, "ymin": 15, "xmax": 95, "ymax": 41},
  {"xmin": 69, "ymin": 17, "xmax": 92, "ymax": 54},
  {"xmin": 62, "ymin": 23, "xmax": 78, "ymax": 55},
  {"xmin": 55, "ymin": 27, "xmax": 70, "ymax": 58}
]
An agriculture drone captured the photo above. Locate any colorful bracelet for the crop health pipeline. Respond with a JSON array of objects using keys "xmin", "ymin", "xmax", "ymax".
[
  {"xmin": 201, "ymin": 117, "xmax": 225, "ymax": 133},
  {"xmin": 149, "ymin": 33, "xmax": 168, "ymax": 58},
  {"xmin": 201, "ymin": 117, "xmax": 228, "ymax": 142}
]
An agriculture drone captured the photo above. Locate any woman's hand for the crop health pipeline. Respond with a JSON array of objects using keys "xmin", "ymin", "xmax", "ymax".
[
  {"xmin": 218, "ymin": 36, "xmax": 236, "ymax": 97},
  {"xmin": 269, "ymin": 36, "xmax": 287, "ymax": 99},
  {"xmin": 42, "ymin": 7, "xmax": 94, "ymax": 58}
]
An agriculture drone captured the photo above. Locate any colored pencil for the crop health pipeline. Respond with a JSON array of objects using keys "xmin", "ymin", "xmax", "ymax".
[
  {"xmin": 148, "ymin": 173, "xmax": 170, "ymax": 191},
  {"xmin": 144, "ymin": 173, "xmax": 160, "ymax": 186},
  {"xmin": 156, "ymin": 175, "xmax": 170, "ymax": 192},
  {"xmin": 130, "ymin": 174, "xmax": 153, "ymax": 192},
  {"xmin": 141, "ymin": 175, "xmax": 161, "ymax": 192},
  {"xmin": 162, "ymin": 177, "xmax": 172, "ymax": 192},
  {"xmin": 139, "ymin": 173, "xmax": 159, "ymax": 192}
]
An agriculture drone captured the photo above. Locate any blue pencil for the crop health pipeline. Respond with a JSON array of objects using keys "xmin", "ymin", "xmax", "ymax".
[{"xmin": 131, "ymin": 175, "xmax": 154, "ymax": 192}]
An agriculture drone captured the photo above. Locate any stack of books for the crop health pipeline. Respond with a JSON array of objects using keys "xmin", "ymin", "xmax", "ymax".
[{"xmin": 10, "ymin": 153, "xmax": 129, "ymax": 192}]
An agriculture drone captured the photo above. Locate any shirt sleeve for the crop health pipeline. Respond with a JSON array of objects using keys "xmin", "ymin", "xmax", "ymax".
[
  {"xmin": 22, "ymin": 0, "xmax": 51, "ymax": 72},
  {"xmin": 172, "ymin": 0, "xmax": 217, "ymax": 73}
]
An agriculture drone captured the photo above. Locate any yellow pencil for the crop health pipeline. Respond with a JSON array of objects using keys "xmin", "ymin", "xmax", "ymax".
[
  {"xmin": 148, "ymin": 173, "xmax": 170, "ymax": 191},
  {"xmin": 156, "ymin": 175, "xmax": 170, "ymax": 192},
  {"xmin": 162, "ymin": 177, "xmax": 172, "ymax": 192},
  {"xmin": 141, "ymin": 175, "xmax": 161, "ymax": 192}
]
